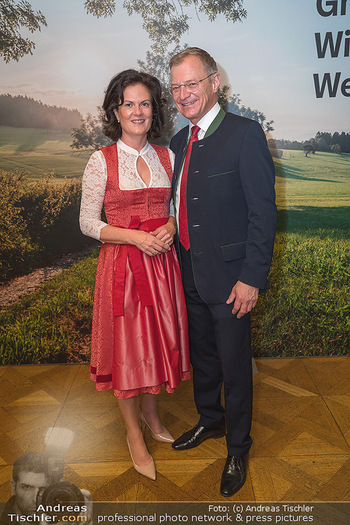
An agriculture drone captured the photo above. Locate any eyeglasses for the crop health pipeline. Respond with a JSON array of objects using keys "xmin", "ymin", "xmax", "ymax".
[{"xmin": 170, "ymin": 73, "xmax": 217, "ymax": 95}]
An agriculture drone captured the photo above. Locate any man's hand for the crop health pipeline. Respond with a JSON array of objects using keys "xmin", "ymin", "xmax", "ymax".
[
  {"xmin": 131, "ymin": 230, "xmax": 170, "ymax": 255},
  {"xmin": 151, "ymin": 220, "xmax": 176, "ymax": 249},
  {"xmin": 226, "ymin": 281, "xmax": 259, "ymax": 319}
]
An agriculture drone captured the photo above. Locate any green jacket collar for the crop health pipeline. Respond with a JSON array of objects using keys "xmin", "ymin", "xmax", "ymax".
[{"xmin": 204, "ymin": 107, "xmax": 226, "ymax": 138}]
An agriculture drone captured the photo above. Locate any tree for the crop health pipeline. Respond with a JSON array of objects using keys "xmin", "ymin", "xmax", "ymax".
[
  {"xmin": 2, "ymin": 1, "xmax": 246, "ymax": 61},
  {"xmin": 309, "ymin": 138, "xmax": 317, "ymax": 154},
  {"xmin": 337, "ymin": 132, "xmax": 350, "ymax": 153},
  {"xmin": 0, "ymin": 0, "xmax": 47, "ymax": 62},
  {"xmin": 0, "ymin": 94, "xmax": 82, "ymax": 130},
  {"xmin": 331, "ymin": 143, "xmax": 342, "ymax": 155},
  {"xmin": 85, "ymin": 0, "xmax": 247, "ymax": 53},
  {"xmin": 83, "ymin": 0, "xmax": 116, "ymax": 18},
  {"xmin": 70, "ymin": 112, "xmax": 111, "ymax": 151},
  {"xmin": 218, "ymin": 85, "xmax": 274, "ymax": 132},
  {"xmin": 315, "ymin": 131, "xmax": 331, "ymax": 152},
  {"xmin": 303, "ymin": 142, "xmax": 313, "ymax": 157}
]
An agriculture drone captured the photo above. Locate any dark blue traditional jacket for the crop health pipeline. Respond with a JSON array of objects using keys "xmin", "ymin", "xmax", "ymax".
[{"xmin": 170, "ymin": 109, "xmax": 277, "ymax": 303}]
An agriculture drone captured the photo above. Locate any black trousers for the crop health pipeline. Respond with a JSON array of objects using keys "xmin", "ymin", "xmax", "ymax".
[{"xmin": 180, "ymin": 244, "xmax": 253, "ymax": 456}]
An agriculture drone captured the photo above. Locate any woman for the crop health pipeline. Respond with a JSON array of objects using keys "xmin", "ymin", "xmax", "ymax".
[{"xmin": 79, "ymin": 70, "xmax": 190, "ymax": 481}]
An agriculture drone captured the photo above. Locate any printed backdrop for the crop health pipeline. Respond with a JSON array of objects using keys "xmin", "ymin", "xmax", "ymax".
[{"xmin": 0, "ymin": 0, "xmax": 349, "ymax": 365}]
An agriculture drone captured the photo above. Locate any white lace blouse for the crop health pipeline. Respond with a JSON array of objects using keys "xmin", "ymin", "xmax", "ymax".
[{"xmin": 79, "ymin": 140, "xmax": 175, "ymax": 241}]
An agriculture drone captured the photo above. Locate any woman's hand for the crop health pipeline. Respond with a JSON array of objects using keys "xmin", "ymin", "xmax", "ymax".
[
  {"xmin": 130, "ymin": 229, "xmax": 170, "ymax": 256},
  {"xmin": 99, "ymin": 217, "xmax": 176, "ymax": 256},
  {"xmin": 151, "ymin": 218, "xmax": 176, "ymax": 249}
]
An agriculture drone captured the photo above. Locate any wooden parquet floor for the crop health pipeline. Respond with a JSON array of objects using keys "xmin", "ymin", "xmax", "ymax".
[{"xmin": 0, "ymin": 357, "xmax": 349, "ymax": 502}]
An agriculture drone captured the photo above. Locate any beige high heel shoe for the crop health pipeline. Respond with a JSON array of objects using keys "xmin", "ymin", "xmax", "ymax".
[
  {"xmin": 126, "ymin": 437, "xmax": 156, "ymax": 480},
  {"xmin": 140, "ymin": 412, "xmax": 175, "ymax": 443}
]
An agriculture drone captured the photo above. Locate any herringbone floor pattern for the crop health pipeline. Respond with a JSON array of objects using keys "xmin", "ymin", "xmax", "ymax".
[{"xmin": 0, "ymin": 357, "xmax": 349, "ymax": 502}]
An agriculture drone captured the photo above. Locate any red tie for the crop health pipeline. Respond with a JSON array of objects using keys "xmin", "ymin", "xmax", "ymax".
[{"xmin": 178, "ymin": 125, "xmax": 200, "ymax": 250}]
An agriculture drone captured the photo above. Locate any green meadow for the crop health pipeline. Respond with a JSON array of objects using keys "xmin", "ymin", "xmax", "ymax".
[
  {"xmin": 251, "ymin": 149, "xmax": 350, "ymax": 357},
  {"xmin": 0, "ymin": 136, "xmax": 349, "ymax": 363},
  {"xmin": 274, "ymin": 149, "xmax": 350, "ymax": 237},
  {"xmin": 275, "ymin": 149, "xmax": 350, "ymax": 208},
  {"xmin": 0, "ymin": 126, "xmax": 90, "ymax": 179}
]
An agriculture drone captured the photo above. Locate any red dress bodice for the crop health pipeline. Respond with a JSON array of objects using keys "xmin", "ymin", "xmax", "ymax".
[{"xmin": 100, "ymin": 142, "xmax": 173, "ymax": 228}]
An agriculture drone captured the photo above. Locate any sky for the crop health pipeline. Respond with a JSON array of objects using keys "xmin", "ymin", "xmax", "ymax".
[{"xmin": 0, "ymin": 0, "xmax": 349, "ymax": 140}]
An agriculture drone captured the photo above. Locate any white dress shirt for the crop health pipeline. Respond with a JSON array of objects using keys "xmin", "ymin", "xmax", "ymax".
[{"xmin": 175, "ymin": 102, "xmax": 221, "ymax": 223}]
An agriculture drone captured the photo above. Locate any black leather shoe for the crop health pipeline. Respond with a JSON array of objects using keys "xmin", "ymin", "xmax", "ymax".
[
  {"xmin": 220, "ymin": 455, "xmax": 246, "ymax": 497},
  {"xmin": 172, "ymin": 423, "xmax": 226, "ymax": 451}
]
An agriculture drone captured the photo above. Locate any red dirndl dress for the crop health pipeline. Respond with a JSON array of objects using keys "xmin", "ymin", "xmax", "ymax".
[{"xmin": 90, "ymin": 143, "xmax": 190, "ymax": 398}]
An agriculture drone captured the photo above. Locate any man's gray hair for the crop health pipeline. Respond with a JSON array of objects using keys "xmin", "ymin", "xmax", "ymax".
[{"xmin": 169, "ymin": 47, "xmax": 218, "ymax": 75}]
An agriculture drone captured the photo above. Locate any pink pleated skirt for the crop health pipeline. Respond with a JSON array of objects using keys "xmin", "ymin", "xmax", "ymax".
[{"xmin": 90, "ymin": 239, "xmax": 190, "ymax": 399}]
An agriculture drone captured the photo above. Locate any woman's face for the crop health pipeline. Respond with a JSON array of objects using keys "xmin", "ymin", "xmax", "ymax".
[{"xmin": 115, "ymin": 83, "xmax": 153, "ymax": 142}]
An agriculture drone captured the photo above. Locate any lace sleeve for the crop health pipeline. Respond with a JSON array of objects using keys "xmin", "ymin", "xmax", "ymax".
[{"xmin": 79, "ymin": 151, "xmax": 108, "ymax": 241}]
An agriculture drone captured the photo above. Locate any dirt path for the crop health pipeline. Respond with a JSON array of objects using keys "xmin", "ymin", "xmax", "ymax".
[{"xmin": 0, "ymin": 245, "xmax": 98, "ymax": 309}]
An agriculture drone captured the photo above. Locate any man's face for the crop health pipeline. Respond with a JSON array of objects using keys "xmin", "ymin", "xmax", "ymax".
[
  {"xmin": 11, "ymin": 471, "xmax": 49, "ymax": 516},
  {"xmin": 170, "ymin": 55, "xmax": 220, "ymax": 124}
]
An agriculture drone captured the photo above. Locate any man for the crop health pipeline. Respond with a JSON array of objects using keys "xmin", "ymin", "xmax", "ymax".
[
  {"xmin": 169, "ymin": 47, "xmax": 276, "ymax": 497},
  {"xmin": 1, "ymin": 451, "xmax": 92, "ymax": 525},
  {"xmin": 1, "ymin": 452, "xmax": 50, "ymax": 524}
]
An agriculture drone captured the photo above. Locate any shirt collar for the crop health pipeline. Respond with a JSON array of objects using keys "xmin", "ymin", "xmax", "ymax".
[
  {"xmin": 189, "ymin": 102, "xmax": 221, "ymax": 136},
  {"xmin": 117, "ymin": 139, "xmax": 151, "ymax": 156}
]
